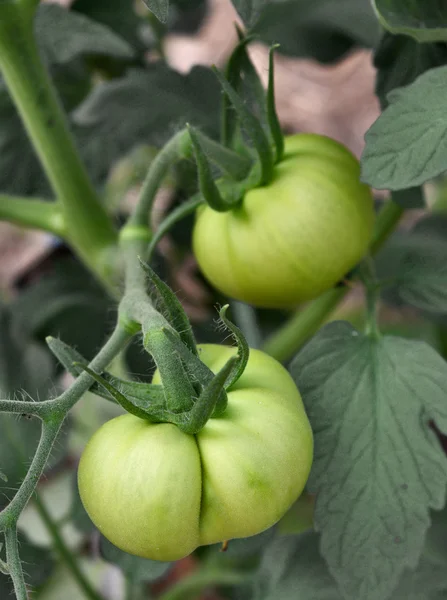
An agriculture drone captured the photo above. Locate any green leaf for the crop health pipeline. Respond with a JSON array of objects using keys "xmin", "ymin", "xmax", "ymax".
[
  {"xmin": 100, "ymin": 536, "xmax": 172, "ymax": 581},
  {"xmin": 255, "ymin": 510, "xmax": 447, "ymax": 600},
  {"xmin": 73, "ymin": 65, "xmax": 221, "ymax": 186},
  {"xmin": 141, "ymin": 0, "xmax": 169, "ymax": 24},
  {"xmin": 379, "ymin": 215, "xmax": 447, "ymax": 314},
  {"xmin": 254, "ymin": 531, "xmax": 340, "ymax": 600},
  {"xmin": 362, "ymin": 65, "xmax": 447, "ymax": 190},
  {"xmin": 374, "ymin": 32, "xmax": 447, "ymax": 109},
  {"xmin": 291, "ymin": 321, "xmax": 447, "ymax": 600},
  {"xmin": 72, "ymin": 0, "xmax": 145, "ymax": 53},
  {"xmin": 372, "ymin": 0, "xmax": 447, "ymax": 43},
  {"xmin": 35, "ymin": 4, "xmax": 134, "ymax": 64},
  {"xmin": 252, "ymin": 0, "xmax": 380, "ymax": 63}
]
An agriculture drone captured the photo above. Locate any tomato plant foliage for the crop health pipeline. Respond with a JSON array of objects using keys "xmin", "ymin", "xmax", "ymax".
[{"xmin": 2, "ymin": 1, "xmax": 447, "ymax": 600}]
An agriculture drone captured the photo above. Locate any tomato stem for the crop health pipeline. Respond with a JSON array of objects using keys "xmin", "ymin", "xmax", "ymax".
[
  {"xmin": 0, "ymin": 194, "xmax": 66, "ymax": 237},
  {"xmin": 262, "ymin": 200, "xmax": 404, "ymax": 362},
  {"xmin": 4, "ymin": 527, "xmax": 28, "ymax": 600},
  {"xmin": 0, "ymin": 5, "xmax": 118, "ymax": 294},
  {"xmin": 125, "ymin": 129, "xmax": 192, "ymax": 230}
]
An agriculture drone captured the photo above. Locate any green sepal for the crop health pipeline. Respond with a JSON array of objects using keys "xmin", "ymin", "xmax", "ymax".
[
  {"xmin": 161, "ymin": 326, "xmax": 228, "ymax": 416},
  {"xmin": 139, "ymin": 261, "xmax": 197, "ymax": 357},
  {"xmin": 222, "ymin": 33, "xmax": 255, "ymax": 147},
  {"xmin": 46, "ymin": 336, "xmax": 165, "ymax": 406},
  {"xmin": 175, "ymin": 357, "xmax": 237, "ymax": 434},
  {"xmin": 74, "ymin": 363, "xmax": 167, "ymax": 422},
  {"xmin": 147, "ymin": 194, "xmax": 203, "ymax": 261},
  {"xmin": 162, "ymin": 330, "xmax": 227, "ymax": 417},
  {"xmin": 213, "ymin": 66, "xmax": 274, "ymax": 187},
  {"xmin": 234, "ymin": 30, "xmax": 268, "ymax": 132},
  {"xmin": 218, "ymin": 304, "xmax": 250, "ymax": 389},
  {"xmin": 188, "ymin": 124, "xmax": 236, "ymax": 213},
  {"xmin": 267, "ymin": 45, "xmax": 284, "ymax": 163},
  {"xmin": 188, "ymin": 126, "xmax": 252, "ymax": 181},
  {"xmin": 46, "ymin": 336, "xmax": 117, "ymax": 402},
  {"xmin": 161, "ymin": 327, "xmax": 214, "ymax": 386},
  {"xmin": 143, "ymin": 327, "xmax": 196, "ymax": 412}
]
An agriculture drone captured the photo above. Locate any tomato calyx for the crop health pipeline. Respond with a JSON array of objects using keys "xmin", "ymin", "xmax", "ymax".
[
  {"xmin": 48, "ymin": 261, "xmax": 250, "ymax": 434},
  {"xmin": 185, "ymin": 36, "xmax": 284, "ymax": 215}
]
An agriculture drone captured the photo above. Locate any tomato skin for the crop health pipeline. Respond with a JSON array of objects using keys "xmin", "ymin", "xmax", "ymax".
[
  {"xmin": 78, "ymin": 345, "xmax": 313, "ymax": 561},
  {"xmin": 192, "ymin": 134, "xmax": 374, "ymax": 308}
]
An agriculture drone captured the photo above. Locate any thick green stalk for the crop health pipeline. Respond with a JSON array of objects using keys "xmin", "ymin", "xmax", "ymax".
[
  {"xmin": 0, "ymin": 6, "xmax": 118, "ymax": 291},
  {"xmin": 262, "ymin": 288, "xmax": 347, "ymax": 363},
  {"xmin": 0, "ymin": 195, "xmax": 65, "ymax": 236},
  {"xmin": 262, "ymin": 201, "xmax": 404, "ymax": 362},
  {"xmin": 34, "ymin": 493, "xmax": 103, "ymax": 600}
]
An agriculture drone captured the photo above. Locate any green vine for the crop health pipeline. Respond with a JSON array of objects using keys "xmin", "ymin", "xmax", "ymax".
[{"xmin": 0, "ymin": 4, "xmax": 407, "ymax": 598}]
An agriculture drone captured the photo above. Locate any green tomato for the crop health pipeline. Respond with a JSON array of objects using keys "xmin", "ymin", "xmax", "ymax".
[
  {"xmin": 78, "ymin": 344, "xmax": 313, "ymax": 561},
  {"xmin": 192, "ymin": 134, "xmax": 374, "ymax": 308}
]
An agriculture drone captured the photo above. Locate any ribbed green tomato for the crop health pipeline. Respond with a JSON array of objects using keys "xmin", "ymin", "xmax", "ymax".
[
  {"xmin": 193, "ymin": 134, "xmax": 374, "ymax": 308},
  {"xmin": 78, "ymin": 344, "xmax": 313, "ymax": 561}
]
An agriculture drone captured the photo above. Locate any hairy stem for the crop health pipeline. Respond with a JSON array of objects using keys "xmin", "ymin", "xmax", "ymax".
[
  {"xmin": 0, "ymin": 6, "xmax": 118, "ymax": 292},
  {"xmin": 126, "ymin": 129, "xmax": 191, "ymax": 229},
  {"xmin": 262, "ymin": 201, "xmax": 404, "ymax": 362},
  {"xmin": 0, "ymin": 419, "xmax": 62, "ymax": 529},
  {"xmin": 34, "ymin": 493, "xmax": 103, "ymax": 600},
  {"xmin": 4, "ymin": 527, "xmax": 28, "ymax": 600},
  {"xmin": 0, "ymin": 196, "xmax": 65, "ymax": 237}
]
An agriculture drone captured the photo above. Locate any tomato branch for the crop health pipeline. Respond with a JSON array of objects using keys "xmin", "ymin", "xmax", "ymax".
[
  {"xmin": 0, "ymin": 325, "xmax": 131, "ymax": 598},
  {"xmin": 262, "ymin": 201, "xmax": 404, "ymax": 362},
  {"xmin": 0, "ymin": 5, "xmax": 118, "ymax": 293},
  {"xmin": 0, "ymin": 195, "xmax": 65, "ymax": 237},
  {"xmin": 124, "ymin": 128, "xmax": 192, "ymax": 231},
  {"xmin": 4, "ymin": 527, "xmax": 28, "ymax": 600}
]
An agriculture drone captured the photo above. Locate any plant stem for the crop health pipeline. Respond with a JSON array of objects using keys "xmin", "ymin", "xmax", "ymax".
[
  {"xmin": 57, "ymin": 325, "xmax": 132, "ymax": 413},
  {"xmin": 0, "ymin": 6, "xmax": 118, "ymax": 292},
  {"xmin": 0, "ymin": 420, "xmax": 62, "ymax": 530},
  {"xmin": 231, "ymin": 301, "xmax": 262, "ymax": 349},
  {"xmin": 0, "ymin": 326, "xmax": 130, "ymax": 532},
  {"xmin": 158, "ymin": 568, "xmax": 249, "ymax": 600},
  {"xmin": 262, "ymin": 200, "xmax": 404, "ymax": 362},
  {"xmin": 0, "ymin": 195, "xmax": 65, "ymax": 237},
  {"xmin": 126, "ymin": 129, "xmax": 191, "ymax": 229},
  {"xmin": 34, "ymin": 493, "xmax": 103, "ymax": 600},
  {"xmin": 370, "ymin": 200, "xmax": 404, "ymax": 254},
  {"xmin": 262, "ymin": 288, "xmax": 347, "ymax": 362},
  {"xmin": 4, "ymin": 527, "xmax": 28, "ymax": 600}
]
